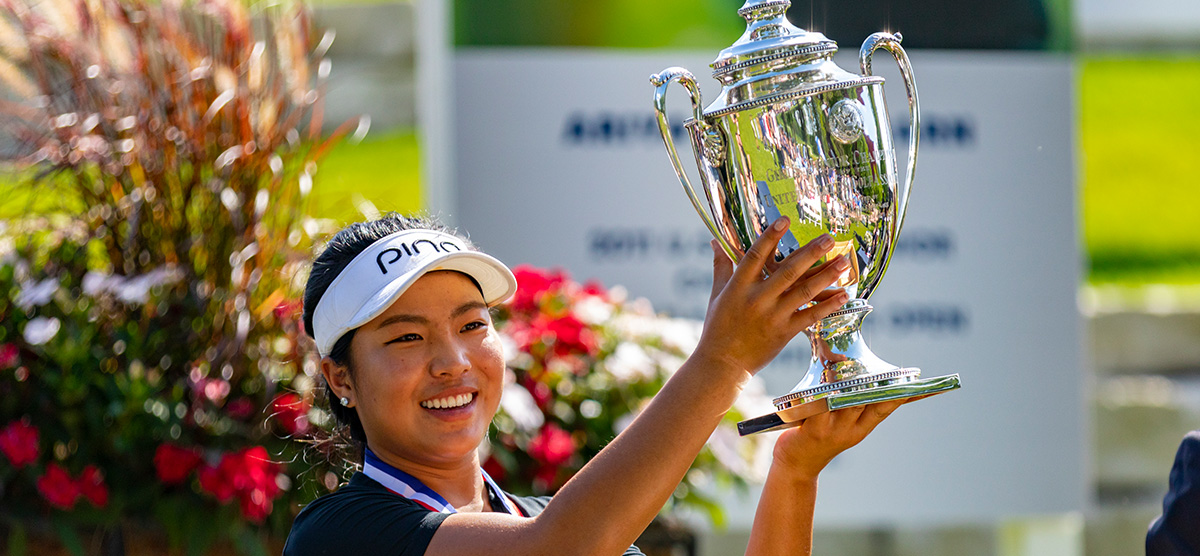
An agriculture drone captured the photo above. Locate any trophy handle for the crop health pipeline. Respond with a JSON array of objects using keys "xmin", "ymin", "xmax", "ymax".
[
  {"xmin": 650, "ymin": 67, "xmax": 739, "ymax": 263},
  {"xmin": 860, "ymin": 33, "xmax": 920, "ymax": 238}
]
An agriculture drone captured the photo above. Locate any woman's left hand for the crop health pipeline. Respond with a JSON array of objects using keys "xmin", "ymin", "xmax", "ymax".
[{"xmin": 771, "ymin": 400, "xmax": 904, "ymax": 481}]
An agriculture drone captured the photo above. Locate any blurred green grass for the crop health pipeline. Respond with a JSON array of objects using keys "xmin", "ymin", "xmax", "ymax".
[
  {"xmin": 0, "ymin": 130, "xmax": 422, "ymax": 225},
  {"xmin": 1080, "ymin": 56, "xmax": 1200, "ymax": 285},
  {"xmin": 306, "ymin": 129, "xmax": 422, "ymax": 225}
]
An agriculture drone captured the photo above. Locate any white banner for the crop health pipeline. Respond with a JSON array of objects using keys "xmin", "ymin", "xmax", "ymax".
[{"xmin": 453, "ymin": 48, "xmax": 1084, "ymax": 526}]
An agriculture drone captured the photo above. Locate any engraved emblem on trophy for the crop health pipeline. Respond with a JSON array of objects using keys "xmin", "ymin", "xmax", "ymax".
[{"xmin": 650, "ymin": 0, "xmax": 961, "ymax": 435}]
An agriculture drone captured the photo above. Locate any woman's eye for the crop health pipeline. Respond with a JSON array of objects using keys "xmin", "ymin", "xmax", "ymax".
[
  {"xmin": 462, "ymin": 321, "xmax": 487, "ymax": 332},
  {"xmin": 385, "ymin": 333, "xmax": 421, "ymax": 345}
]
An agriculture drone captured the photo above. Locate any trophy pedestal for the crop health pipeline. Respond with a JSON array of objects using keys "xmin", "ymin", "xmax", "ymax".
[
  {"xmin": 737, "ymin": 300, "xmax": 961, "ymax": 436},
  {"xmin": 737, "ymin": 370, "xmax": 960, "ymax": 435}
]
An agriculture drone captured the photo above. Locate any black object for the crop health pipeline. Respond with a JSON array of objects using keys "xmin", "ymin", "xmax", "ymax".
[
  {"xmin": 786, "ymin": 0, "xmax": 1049, "ymax": 50},
  {"xmin": 1147, "ymin": 431, "xmax": 1200, "ymax": 556}
]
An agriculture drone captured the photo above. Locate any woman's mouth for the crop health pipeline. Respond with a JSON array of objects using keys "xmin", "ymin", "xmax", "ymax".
[{"xmin": 420, "ymin": 392, "xmax": 476, "ymax": 410}]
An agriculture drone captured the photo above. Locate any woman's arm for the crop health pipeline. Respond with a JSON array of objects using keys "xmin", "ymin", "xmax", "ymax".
[
  {"xmin": 427, "ymin": 218, "xmax": 851, "ymax": 556},
  {"xmin": 744, "ymin": 401, "xmax": 904, "ymax": 556}
]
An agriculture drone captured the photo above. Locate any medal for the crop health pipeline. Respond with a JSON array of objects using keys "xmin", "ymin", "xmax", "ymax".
[{"xmin": 363, "ymin": 447, "xmax": 519, "ymax": 515}]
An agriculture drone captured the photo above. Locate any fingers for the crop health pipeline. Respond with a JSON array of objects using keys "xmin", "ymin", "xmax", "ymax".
[
  {"xmin": 781, "ymin": 253, "xmax": 849, "ymax": 304},
  {"xmin": 766, "ymin": 233, "xmax": 838, "ymax": 297},
  {"xmin": 853, "ymin": 400, "xmax": 903, "ymax": 436},
  {"xmin": 709, "ymin": 239, "xmax": 734, "ymax": 304},
  {"xmin": 731, "ymin": 216, "xmax": 791, "ymax": 285},
  {"xmin": 791, "ymin": 289, "xmax": 850, "ymax": 329}
]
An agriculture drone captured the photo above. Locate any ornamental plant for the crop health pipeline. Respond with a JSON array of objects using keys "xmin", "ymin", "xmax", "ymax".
[
  {"xmin": 0, "ymin": 0, "xmax": 351, "ymax": 553},
  {"xmin": 486, "ymin": 265, "xmax": 775, "ymax": 526}
]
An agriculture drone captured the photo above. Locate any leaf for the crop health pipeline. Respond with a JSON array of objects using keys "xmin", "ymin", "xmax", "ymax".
[
  {"xmin": 233, "ymin": 525, "xmax": 270, "ymax": 556},
  {"xmin": 7, "ymin": 520, "xmax": 28, "ymax": 556},
  {"xmin": 51, "ymin": 520, "xmax": 86, "ymax": 556}
]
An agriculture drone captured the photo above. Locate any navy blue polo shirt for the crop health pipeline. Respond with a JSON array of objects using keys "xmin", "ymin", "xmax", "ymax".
[{"xmin": 284, "ymin": 472, "xmax": 644, "ymax": 556}]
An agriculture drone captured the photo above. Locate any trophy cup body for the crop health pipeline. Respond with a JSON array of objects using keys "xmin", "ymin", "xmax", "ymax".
[{"xmin": 651, "ymin": 0, "xmax": 960, "ymax": 435}]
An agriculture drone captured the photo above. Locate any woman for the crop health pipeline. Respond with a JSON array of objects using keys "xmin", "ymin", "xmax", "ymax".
[{"xmin": 284, "ymin": 213, "xmax": 904, "ymax": 556}]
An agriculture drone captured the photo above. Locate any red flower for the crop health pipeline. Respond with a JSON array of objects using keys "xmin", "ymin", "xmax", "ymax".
[
  {"xmin": 521, "ymin": 378, "xmax": 553, "ymax": 410},
  {"xmin": 36, "ymin": 463, "xmax": 80, "ymax": 510},
  {"xmin": 528, "ymin": 423, "xmax": 575, "ymax": 466},
  {"xmin": 271, "ymin": 393, "xmax": 310, "ymax": 435},
  {"xmin": 581, "ymin": 280, "xmax": 607, "ymax": 298},
  {"xmin": 0, "ymin": 419, "xmax": 39, "ymax": 468},
  {"xmin": 154, "ymin": 444, "xmax": 203, "ymax": 485},
  {"xmin": 0, "ymin": 343, "xmax": 17, "ymax": 368},
  {"xmin": 191, "ymin": 378, "xmax": 231, "ymax": 404},
  {"xmin": 225, "ymin": 398, "xmax": 256, "ymax": 420},
  {"xmin": 532, "ymin": 462, "xmax": 562, "ymax": 492},
  {"xmin": 514, "ymin": 315, "xmax": 598, "ymax": 359},
  {"xmin": 198, "ymin": 464, "xmax": 237, "ymax": 503},
  {"xmin": 77, "ymin": 465, "xmax": 109, "ymax": 508},
  {"xmin": 482, "ymin": 455, "xmax": 507, "ymax": 483},
  {"xmin": 273, "ymin": 299, "xmax": 302, "ymax": 320},
  {"xmin": 199, "ymin": 447, "xmax": 281, "ymax": 522},
  {"xmin": 545, "ymin": 315, "xmax": 598, "ymax": 357},
  {"xmin": 229, "ymin": 446, "xmax": 280, "ymax": 499},
  {"xmin": 511, "ymin": 266, "xmax": 568, "ymax": 313},
  {"xmin": 239, "ymin": 487, "xmax": 273, "ymax": 523}
]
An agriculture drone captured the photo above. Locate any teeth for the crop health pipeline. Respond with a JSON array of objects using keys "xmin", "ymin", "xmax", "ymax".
[{"xmin": 421, "ymin": 393, "xmax": 474, "ymax": 410}]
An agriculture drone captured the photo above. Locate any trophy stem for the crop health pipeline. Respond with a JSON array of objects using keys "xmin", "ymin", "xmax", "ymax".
[
  {"xmin": 736, "ymin": 299, "xmax": 961, "ymax": 436},
  {"xmin": 778, "ymin": 299, "xmax": 899, "ymax": 407}
]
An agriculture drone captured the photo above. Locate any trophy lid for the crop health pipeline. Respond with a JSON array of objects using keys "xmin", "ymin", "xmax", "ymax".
[
  {"xmin": 711, "ymin": 0, "xmax": 835, "ymax": 77},
  {"xmin": 704, "ymin": 0, "xmax": 866, "ymax": 116}
]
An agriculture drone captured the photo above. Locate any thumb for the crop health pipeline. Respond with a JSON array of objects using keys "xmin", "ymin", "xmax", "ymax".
[{"xmin": 710, "ymin": 239, "xmax": 734, "ymax": 304}]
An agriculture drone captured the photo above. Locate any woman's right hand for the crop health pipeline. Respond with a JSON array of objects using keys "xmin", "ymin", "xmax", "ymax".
[{"xmin": 692, "ymin": 216, "xmax": 851, "ymax": 377}]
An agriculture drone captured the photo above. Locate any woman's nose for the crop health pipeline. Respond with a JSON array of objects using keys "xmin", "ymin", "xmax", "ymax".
[{"xmin": 429, "ymin": 338, "xmax": 471, "ymax": 377}]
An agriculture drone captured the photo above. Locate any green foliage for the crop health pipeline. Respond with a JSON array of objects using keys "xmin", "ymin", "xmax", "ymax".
[
  {"xmin": 1080, "ymin": 56, "xmax": 1200, "ymax": 284},
  {"xmin": 0, "ymin": 0, "xmax": 350, "ymax": 552},
  {"xmin": 453, "ymin": 0, "xmax": 743, "ymax": 49}
]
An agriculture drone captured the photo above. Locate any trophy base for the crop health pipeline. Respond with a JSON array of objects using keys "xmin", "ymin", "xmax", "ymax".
[{"xmin": 736, "ymin": 371, "xmax": 961, "ymax": 436}]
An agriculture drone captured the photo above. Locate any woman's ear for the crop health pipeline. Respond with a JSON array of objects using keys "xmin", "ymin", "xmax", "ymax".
[{"xmin": 321, "ymin": 357, "xmax": 355, "ymax": 407}]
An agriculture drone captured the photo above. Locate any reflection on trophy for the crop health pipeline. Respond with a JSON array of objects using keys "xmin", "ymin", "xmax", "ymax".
[{"xmin": 650, "ymin": 0, "xmax": 960, "ymax": 436}]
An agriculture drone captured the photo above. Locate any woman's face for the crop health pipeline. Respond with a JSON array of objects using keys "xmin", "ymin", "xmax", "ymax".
[{"xmin": 343, "ymin": 271, "xmax": 504, "ymax": 467}]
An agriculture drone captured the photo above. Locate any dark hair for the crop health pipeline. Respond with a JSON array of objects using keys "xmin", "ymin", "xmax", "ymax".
[{"xmin": 303, "ymin": 213, "xmax": 472, "ymax": 462}]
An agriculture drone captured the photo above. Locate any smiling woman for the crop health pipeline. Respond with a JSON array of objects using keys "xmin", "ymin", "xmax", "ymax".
[{"xmin": 284, "ymin": 213, "xmax": 905, "ymax": 556}]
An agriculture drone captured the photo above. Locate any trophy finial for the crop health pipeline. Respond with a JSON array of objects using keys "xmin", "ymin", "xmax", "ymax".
[
  {"xmin": 737, "ymin": 0, "xmax": 791, "ymax": 21},
  {"xmin": 735, "ymin": 0, "xmax": 803, "ymax": 42}
]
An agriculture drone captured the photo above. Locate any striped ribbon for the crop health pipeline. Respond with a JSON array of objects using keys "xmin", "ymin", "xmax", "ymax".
[{"xmin": 363, "ymin": 447, "xmax": 519, "ymax": 515}]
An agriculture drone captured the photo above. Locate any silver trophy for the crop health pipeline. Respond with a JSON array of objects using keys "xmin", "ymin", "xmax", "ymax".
[{"xmin": 650, "ymin": 0, "xmax": 960, "ymax": 436}]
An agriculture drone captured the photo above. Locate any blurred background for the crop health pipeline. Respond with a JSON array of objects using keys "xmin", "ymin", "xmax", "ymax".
[{"xmin": 1, "ymin": 0, "xmax": 1198, "ymax": 554}]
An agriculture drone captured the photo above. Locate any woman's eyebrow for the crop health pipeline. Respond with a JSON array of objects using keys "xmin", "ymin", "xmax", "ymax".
[
  {"xmin": 374, "ymin": 313, "xmax": 427, "ymax": 329},
  {"xmin": 452, "ymin": 301, "xmax": 488, "ymax": 318},
  {"xmin": 374, "ymin": 301, "xmax": 488, "ymax": 330}
]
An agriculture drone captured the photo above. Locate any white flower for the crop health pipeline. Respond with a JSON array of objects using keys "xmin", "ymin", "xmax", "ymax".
[
  {"xmin": 573, "ymin": 295, "xmax": 613, "ymax": 325},
  {"xmin": 606, "ymin": 342, "xmax": 656, "ymax": 383},
  {"xmin": 82, "ymin": 271, "xmax": 112, "ymax": 296},
  {"xmin": 609, "ymin": 313, "xmax": 656, "ymax": 340},
  {"xmin": 732, "ymin": 376, "xmax": 775, "ymax": 419},
  {"xmin": 614, "ymin": 411, "xmax": 638, "ymax": 434},
  {"xmin": 84, "ymin": 267, "xmax": 179, "ymax": 304},
  {"xmin": 707, "ymin": 426, "xmax": 756, "ymax": 479},
  {"xmin": 115, "ymin": 271, "xmax": 157, "ymax": 303},
  {"xmin": 498, "ymin": 333, "xmax": 522, "ymax": 366},
  {"xmin": 0, "ymin": 237, "xmax": 15, "ymax": 263},
  {"xmin": 15, "ymin": 278, "xmax": 58, "ymax": 309},
  {"xmin": 659, "ymin": 318, "xmax": 702, "ymax": 354},
  {"xmin": 500, "ymin": 383, "xmax": 544, "ymax": 432},
  {"xmin": 650, "ymin": 351, "xmax": 686, "ymax": 376},
  {"xmin": 23, "ymin": 316, "xmax": 61, "ymax": 346}
]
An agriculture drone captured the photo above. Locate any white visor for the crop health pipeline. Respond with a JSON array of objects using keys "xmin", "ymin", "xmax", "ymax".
[{"xmin": 312, "ymin": 229, "xmax": 517, "ymax": 356}]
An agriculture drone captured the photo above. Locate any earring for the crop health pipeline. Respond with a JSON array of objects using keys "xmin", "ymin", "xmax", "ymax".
[{"xmin": 340, "ymin": 397, "xmax": 351, "ymax": 407}]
